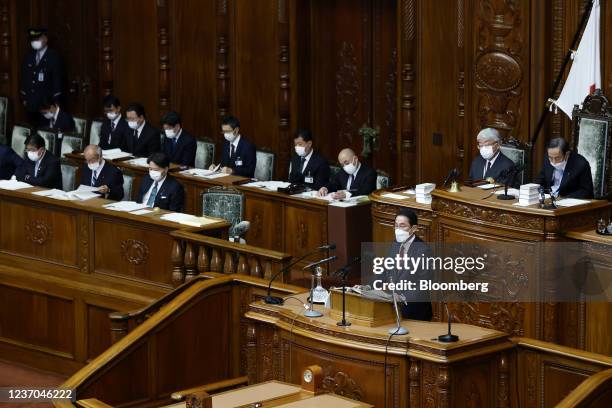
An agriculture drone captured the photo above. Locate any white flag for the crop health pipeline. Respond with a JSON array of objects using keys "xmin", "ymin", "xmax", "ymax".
[{"xmin": 551, "ymin": 0, "xmax": 601, "ymax": 119}]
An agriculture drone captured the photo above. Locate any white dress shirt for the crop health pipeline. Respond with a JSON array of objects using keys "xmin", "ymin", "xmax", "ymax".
[
  {"xmin": 301, "ymin": 150, "xmax": 313, "ymax": 173},
  {"xmin": 346, "ymin": 163, "xmax": 361, "ymax": 191},
  {"xmin": 135, "ymin": 120, "xmax": 146, "ymax": 139},
  {"xmin": 91, "ymin": 160, "xmax": 106, "ymax": 185},
  {"xmin": 551, "ymin": 162, "xmax": 567, "ymax": 195},
  {"xmin": 482, "ymin": 151, "xmax": 500, "ymax": 178},
  {"xmin": 34, "ymin": 150, "xmax": 47, "ymax": 177},
  {"xmin": 142, "ymin": 176, "xmax": 167, "ymax": 207}
]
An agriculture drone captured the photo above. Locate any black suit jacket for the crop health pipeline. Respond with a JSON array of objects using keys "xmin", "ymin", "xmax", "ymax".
[
  {"xmin": 40, "ymin": 109, "xmax": 76, "ymax": 133},
  {"xmin": 15, "ymin": 150, "xmax": 62, "ymax": 189},
  {"xmin": 534, "ymin": 151, "xmax": 594, "ymax": 198},
  {"xmin": 388, "ymin": 236, "xmax": 433, "ymax": 322},
  {"xmin": 0, "ymin": 145, "xmax": 24, "ymax": 180},
  {"xmin": 220, "ymin": 136, "xmax": 256, "ymax": 178},
  {"xmin": 99, "ymin": 117, "xmax": 130, "ymax": 150},
  {"xmin": 326, "ymin": 163, "xmax": 377, "ymax": 196},
  {"xmin": 467, "ymin": 151, "xmax": 516, "ymax": 185},
  {"xmin": 288, "ymin": 151, "xmax": 330, "ymax": 190},
  {"xmin": 124, "ymin": 122, "xmax": 161, "ymax": 158},
  {"xmin": 161, "ymin": 129, "xmax": 197, "ymax": 167},
  {"xmin": 80, "ymin": 161, "xmax": 124, "ymax": 201},
  {"xmin": 20, "ymin": 47, "xmax": 62, "ymax": 112},
  {"xmin": 136, "ymin": 175, "xmax": 185, "ymax": 212}
]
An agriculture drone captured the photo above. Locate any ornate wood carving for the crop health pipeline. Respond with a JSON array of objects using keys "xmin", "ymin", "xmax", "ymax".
[
  {"xmin": 79, "ymin": 215, "xmax": 89, "ymax": 274},
  {"xmin": 422, "ymin": 362, "xmax": 437, "ymax": 408},
  {"xmin": 246, "ymin": 322, "xmax": 257, "ymax": 383},
  {"xmin": 321, "ymin": 366, "xmax": 364, "ymax": 401},
  {"xmin": 436, "ymin": 365, "xmax": 450, "ymax": 408},
  {"xmin": 457, "ymin": 0, "xmax": 466, "ymax": 168},
  {"xmin": 25, "ymin": 220, "xmax": 52, "ymax": 245},
  {"xmin": 184, "ymin": 242, "xmax": 197, "ymax": 281},
  {"xmin": 277, "ymin": 0, "xmax": 290, "ymax": 181},
  {"xmin": 216, "ymin": 0, "xmax": 230, "ymax": 131},
  {"xmin": 100, "ymin": 0, "xmax": 113, "ymax": 95},
  {"xmin": 336, "ymin": 42, "xmax": 360, "ymax": 144},
  {"xmin": 120, "ymin": 239, "xmax": 149, "ymax": 265},
  {"xmin": 498, "ymin": 353, "xmax": 510, "ymax": 408},
  {"xmin": 409, "ymin": 358, "xmax": 420, "ymax": 407},
  {"xmin": 399, "ymin": 0, "xmax": 417, "ymax": 186},
  {"xmin": 0, "ymin": 0, "xmax": 11, "ymax": 89},
  {"xmin": 473, "ymin": 0, "xmax": 526, "ymax": 137},
  {"xmin": 525, "ymin": 351, "xmax": 537, "ymax": 408},
  {"xmin": 550, "ymin": 0, "xmax": 565, "ymax": 138},
  {"xmin": 157, "ymin": 0, "xmax": 170, "ymax": 114}
]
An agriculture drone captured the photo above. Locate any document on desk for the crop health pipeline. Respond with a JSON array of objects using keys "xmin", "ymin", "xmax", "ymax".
[
  {"xmin": 329, "ymin": 201, "xmax": 357, "ymax": 207},
  {"xmin": 494, "ymin": 188, "xmax": 520, "ymax": 196},
  {"xmin": 203, "ymin": 172, "xmax": 229, "ymax": 179},
  {"xmin": 181, "ymin": 168, "xmax": 216, "ymax": 177},
  {"xmin": 159, "ymin": 213, "xmax": 219, "ymax": 226},
  {"xmin": 125, "ymin": 157, "xmax": 149, "ymax": 167},
  {"xmin": 244, "ymin": 181, "xmax": 291, "ymax": 190},
  {"xmin": 102, "ymin": 148, "xmax": 132, "ymax": 160},
  {"xmin": 555, "ymin": 198, "xmax": 591, "ymax": 207},
  {"xmin": 0, "ymin": 179, "xmax": 32, "ymax": 190},
  {"xmin": 68, "ymin": 190, "xmax": 100, "ymax": 200},
  {"xmin": 477, "ymin": 183, "xmax": 501, "ymax": 190},
  {"xmin": 381, "ymin": 192, "xmax": 410, "ymax": 200},
  {"xmin": 130, "ymin": 209, "xmax": 153, "ymax": 215},
  {"xmin": 32, "ymin": 189, "xmax": 64, "ymax": 197},
  {"xmin": 103, "ymin": 201, "xmax": 149, "ymax": 212}
]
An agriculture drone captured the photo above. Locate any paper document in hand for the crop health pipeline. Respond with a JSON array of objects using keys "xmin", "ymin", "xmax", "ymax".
[
  {"xmin": 103, "ymin": 201, "xmax": 149, "ymax": 212},
  {"xmin": 75, "ymin": 185, "xmax": 101, "ymax": 192},
  {"xmin": 0, "ymin": 179, "xmax": 33, "ymax": 190}
]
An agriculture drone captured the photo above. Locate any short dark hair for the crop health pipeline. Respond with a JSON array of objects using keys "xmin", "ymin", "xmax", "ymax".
[
  {"xmin": 222, "ymin": 116, "xmax": 240, "ymax": 129},
  {"xmin": 295, "ymin": 129, "xmax": 313, "ymax": 142},
  {"xmin": 161, "ymin": 111, "xmax": 182, "ymax": 127},
  {"xmin": 38, "ymin": 96, "xmax": 57, "ymax": 110},
  {"xmin": 103, "ymin": 95, "xmax": 121, "ymax": 108},
  {"xmin": 147, "ymin": 152, "xmax": 170, "ymax": 168},
  {"xmin": 547, "ymin": 137, "xmax": 569, "ymax": 154},
  {"xmin": 126, "ymin": 102, "xmax": 146, "ymax": 117},
  {"xmin": 396, "ymin": 208, "xmax": 417, "ymax": 227},
  {"xmin": 25, "ymin": 133, "xmax": 45, "ymax": 149}
]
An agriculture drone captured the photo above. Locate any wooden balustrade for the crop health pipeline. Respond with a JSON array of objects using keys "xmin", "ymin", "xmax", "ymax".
[
  {"xmin": 170, "ymin": 230, "xmax": 293, "ymax": 286},
  {"xmin": 556, "ymin": 368, "xmax": 612, "ymax": 408}
]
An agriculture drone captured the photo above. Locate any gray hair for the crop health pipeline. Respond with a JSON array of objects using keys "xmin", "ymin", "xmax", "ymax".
[
  {"xmin": 476, "ymin": 128, "xmax": 501, "ymax": 144},
  {"xmin": 84, "ymin": 144, "xmax": 103, "ymax": 158}
]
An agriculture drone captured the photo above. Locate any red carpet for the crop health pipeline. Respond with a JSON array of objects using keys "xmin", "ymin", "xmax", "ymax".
[{"xmin": 0, "ymin": 360, "xmax": 66, "ymax": 408}]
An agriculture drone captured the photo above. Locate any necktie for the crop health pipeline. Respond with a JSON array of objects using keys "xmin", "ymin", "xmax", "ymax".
[
  {"xmin": 484, "ymin": 161, "xmax": 491, "ymax": 177},
  {"xmin": 111, "ymin": 121, "xmax": 116, "ymax": 131},
  {"xmin": 347, "ymin": 174, "xmax": 354, "ymax": 190},
  {"xmin": 300, "ymin": 157, "xmax": 307, "ymax": 173},
  {"xmin": 36, "ymin": 52, "xmax": 40, "ymax": 65},
  {"xmin": 50, "ymin": 119, "xmax": 55, "ymax": 128},
  {"xmin": 230, "ymin": 144, "xmax": 235, "ymax": 159},
  {"xmin": 134, "ymin": 129, "xmax": 138, "ymax": 140},
  {"xmin": 91, "ymin": 171, "xmax": 97, "ymax": 187},
  {"xmin": 146, "ymin": 182, "xmax": 158, "ymax": 207}
]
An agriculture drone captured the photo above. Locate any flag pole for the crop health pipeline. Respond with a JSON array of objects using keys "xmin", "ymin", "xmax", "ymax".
[{"xmin": 528, "ymin": 0, "xmax": 596, "ymax": 155}]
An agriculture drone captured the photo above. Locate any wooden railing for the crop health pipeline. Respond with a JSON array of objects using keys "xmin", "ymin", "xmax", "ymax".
[
  {"xmin": 170, "ymin": 230, "xmax": 292, "ymax": 286},
  {"xmin": 556, "ymin": 368, "xmax": 612, "ymax": 407}
]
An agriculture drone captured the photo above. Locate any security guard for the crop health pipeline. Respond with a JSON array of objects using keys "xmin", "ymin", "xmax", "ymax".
[{"xmin": 20, "ymin": 28, "xmax": 62, "ymax": 126}]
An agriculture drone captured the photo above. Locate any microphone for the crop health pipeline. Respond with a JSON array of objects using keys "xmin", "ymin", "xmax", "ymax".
[
  {"xmin": 442, "ymin": 168, "xmax": 460, "ymax": 187},
  {"xmin": 332, "ymin": 256, "xmax": 362, "ymax": 279},
  {"xmin": 303, "ymin": 255, "xmax": 337, "ymax": 270},
  {"xmin": 264, "ymin": 244, "xmax": 336, "ymax": 305},
  {"xmin": 538, "ymin": 186, "xmax": 546, "ymax": 207}
]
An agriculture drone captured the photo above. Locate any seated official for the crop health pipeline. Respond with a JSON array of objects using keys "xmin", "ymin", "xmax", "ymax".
[
  {"xmin": 0, "ymin": 144, "xmax": 24, "ymax": 180},
  {"xmin": 288, "ymin": 129, "xmax": 330, "ymax": 190},
  {"xmin": 210, "ymin": 116, "xmax": 256, "ymax": 178},
  {"xmin": 534, "ymin": 137, "xmax": 594, "ymax": 198},
  {"xmin": 391, "ymin": 209, "xmax": 432, "ymax": 321},
  {"xmin": 160, "ymin": 111, "xmax": 197, "ymax": 167},
  {"xmin": 467, "ymin": 128, "xmax": 515, "ymax": 185},
  {"xmin": 80, "ymin": 144, "xmax": 124, "ymax": 201},
  {"xmin": 99, "ymin": 95, "xmax": 130, "ymax": 150},
  {"xmin": 123, "ymin": 102, "xmax": 161, "ymax": 158},
  {"xmin": 318, "ymin": 148, "xmax": 376, "ymax": 199},
  {"xmin": 38, "ymin": 97, "xmax": 75, "ymax": 132},
  {"xmin": 15, "ymin": 133, "xmax": 62, "ymax": 189},
  {"xmin": 136, "ymin": 152, "xmax": 184, "ymax": 212}
]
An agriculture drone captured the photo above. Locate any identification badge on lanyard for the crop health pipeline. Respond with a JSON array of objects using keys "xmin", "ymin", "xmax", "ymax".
[
  {"xmin": 235, "ymin": 159, "xmax": 243, "ymax": 166},
  {"xmin": 305, "ymin": 176, "xmax": 314, "ymax": 184},
  {"xmin": 38, "ymin": 71, "xmax": 45, "ymax": 82}
]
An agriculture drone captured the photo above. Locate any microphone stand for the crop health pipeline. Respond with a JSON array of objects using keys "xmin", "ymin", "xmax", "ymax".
[
  {"xmin": 336, "ymin": 267, "xmax": 351, "ymax": 327},
  {"xmin": 388, "ymin": 273, "xmax": 408, "ymax": 335},
  {"xmin": 437, "ymin": 303, "xmax": 459, "ymax": 342},
  {"xmin": 497, "ymin": 168, "xmax": 517, "ymax": 200},
  {"xmin": 304, "ymin": 265, "xmax": 324, "ymax": 318}
]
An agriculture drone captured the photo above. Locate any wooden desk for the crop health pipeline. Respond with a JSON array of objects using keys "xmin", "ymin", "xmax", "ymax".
[
  {"xmin": 66, "ymin": 153, "xmax": 372, "ymax": 273},
  {"xmin": 246, "ymin": 292, "xmax": 513, "ymax": 408},
  {"xmin": 369, "ymin": 189, "xmax": 433, "ymax": 242}
]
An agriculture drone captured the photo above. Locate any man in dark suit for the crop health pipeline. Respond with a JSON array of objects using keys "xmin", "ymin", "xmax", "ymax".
[
  {"xmin": 136, "ymin": 152, "xmax": 184, "ymax": 212},
  {"xmin": 20, "ymin": 28, "xmax": 63, "ymax": 126},
  {"xmin": 38, "ymin": 97, "xmax": 75, "ymax": 132},
  {"xmin": 318, "ymin": 148, "xmax": 377, "ymax": 199},
  {"xmin": 123, "ymin": 102, "xmax": 161, "ymax": 158},
  {"xmin": 99, "ymin": 95, "xmax": 130, "ymax": 150},
  {"xmin": 0, "ymin": 144, "xmax": 24, "ymax": 180},
  {"xmin": 210, "ymin": 116, "xmax": 256, "ymax": 178},
  {"xmin": 467, "ymin": 127, "xmax": 516, "ymax": 185},
  {"xmin": 15, "ymin": 133, "xmax": 62, "ymax": 189},
  {"xmin": 534, "ymin": 137, "xmax": 594, "ymax": 199},
  {"xmin": 389, "ymin": 209, "xmax": 432, "ymax": 321},
  {"xmin": 288, "ymin": 129, "xmax": 330, "ymax": 190},
  {"xmin": 160, "ymin": 111, "xmax": 197, "ymax": 167},
  {"xmin": 80, "ymin": 144, "xmax": 124, "ymax": 201}
]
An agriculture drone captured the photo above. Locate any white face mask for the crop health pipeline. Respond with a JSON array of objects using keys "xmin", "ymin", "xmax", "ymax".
[
  {"xmin": 27, "ymin": 151, "xmax": 40, "ymax": 162},
  {"xmin": 149, "ymin": 170, "xmax": 163, "ymax": 181},
  {"xmin": 395, "ymin": 228, "xmax": 412, "ymax": 243},
  {"xmin": 43, "ymin": 111, "xmax": 54, "ymax": 120},
  {"xmin": 479, "ymin": 145, "xmax": 496, "ymax": 160},
  {"xmin": 343, "ymin": 159, "xmax": 358, "ymax": 175},
  {"xmin": 295, "ymin": 145, "xmax": 306, "ymax": 157},
  {"xmin": 550, "ymin": 160, "xmax": 566, "ymax": 170},
  {"xmin": 224, "ymin": 132, "xmax": 236, "ymax": 142},
  {"xmin": 128, "ymin": 120, "xmax": 139, "ymax": 130},
  {"xmin": 165, "ymin": 129, "xmax": 177, "ymax": 138},
  {"xmin": 88, "ymin": 161, "xmax": 100, "ymax": 172},
  {"xmin": 106, "ymin": 112, "xmax": 118, "ymax": 121},
  {"xmin": 31, "ymin": 40, "xmax": 43, "ymax": 50}
]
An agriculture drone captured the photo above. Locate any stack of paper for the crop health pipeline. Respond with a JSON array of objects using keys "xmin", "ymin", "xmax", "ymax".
[
  {"xmin": 125, "ymin": 157, "xmax": 149, "ymax": 167},
  {"xmin": 181, "ymin": 168, "xmax": 216, "ymax": 178},
  {"xmin": 102, "ymin": 148, "xmax": 132, "ymax": 160},
  {"xmin": 518, "ymin": 183, "xmax": 541, "ymax": 206},
  {"xmin": 103, "ymin": 201, "xmax": 149, "ymax": 212},
  {"xmin": 415, "ymin": 183, "xmax": 435, "ymax": 204},
  {"xmin": 159, "ymin": 213, "xmax": 219, "ymax": 226},
  {"xmin": 0, "ymin": 179, "xmax": 32, "ymax": 190},
  {"xmin": 244, "ymin": 181, "xmax": 291, "ymax": 190}
]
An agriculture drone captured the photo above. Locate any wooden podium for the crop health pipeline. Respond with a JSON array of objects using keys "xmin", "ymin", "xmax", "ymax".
[{"xmin": 328, "ymin": 289, "xmax": 395, "ymax": 327}]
